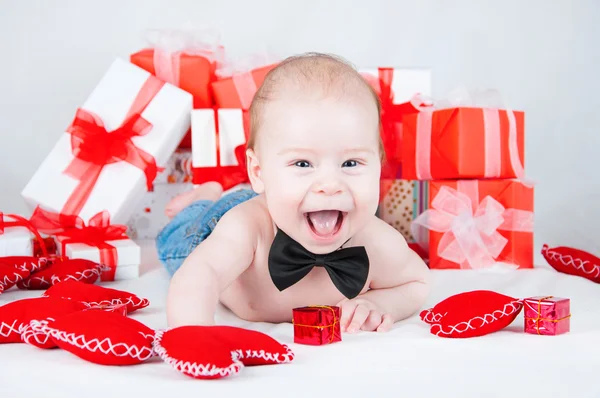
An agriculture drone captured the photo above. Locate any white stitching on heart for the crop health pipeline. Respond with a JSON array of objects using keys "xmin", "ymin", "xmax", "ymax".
[
  {"xmin": 0, "ymin": 320, "xmax": 21, "ymax": 339},
  {"xmin": 50, "ymin": 268, "xmax": 102, "ymax": 285},
  {"xmin": 22, "ymin": 319, "xmax": 55, "ymax": 346},
  {"xmin": 231, "ymin": 344, "xmax": 295, "ymax": 364},
  {"xmin": 41, "ymin": 294, "xmax": 149, "ymax": 311},
  {"xmin": 543, "ymin": 245, "xmax": 600, "ymax": 279},
  {"xmin": 430, "ymin": 300, "xmax": 523, "ymax": 336},
  {"xmin": 1, "ymin": 270, "xmax": 27, "ymax": 289},
  {"xmin": 18, "ymin": 276, "xmax": 52, "ymax": 289},
  {"xmin": 421, "ymin": 309, "xmax": 445, "ymax": 324},
  {"xmin": 14, "ymin": 260, "xmax": 45, "ymax": 274},
  {"xmin": 153, "ymin": 330, "xmax": 243, "ymax": 378},
  {"xmin": 38, "ymin": 322, "xmax": 154, "ymax": 361}
]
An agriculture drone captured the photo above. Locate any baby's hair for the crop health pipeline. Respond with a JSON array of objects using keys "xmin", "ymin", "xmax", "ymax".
[{"xmin": 248, "ymin": 52, "xmax": 385, "ymax": 161}]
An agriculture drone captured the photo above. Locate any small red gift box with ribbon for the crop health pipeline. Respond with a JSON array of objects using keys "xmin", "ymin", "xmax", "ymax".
[
  {"xmin": 292, "ymin": 306, "xmax": 341, "ymax": 345},
  {"xmin": 21, "ymin": 59, "xmax": 192, "ymax": 225},
  {"xmin": 130, "ymin": 28, "xmax": 224, "ymax": 148},
  {"xmin": 523, "ymin": 296, "xmax": 570, "ymax": 335},
  {"xmin": 191, "ymin": 109, "xmax": 249, "ymax": 191},
  {"xmin": 401, "ymin": 89, "xmax": 525, "ymax": 181},
  {"xmin": 412, "ymin": 179, "xmax": 534, "ymax": 270}
]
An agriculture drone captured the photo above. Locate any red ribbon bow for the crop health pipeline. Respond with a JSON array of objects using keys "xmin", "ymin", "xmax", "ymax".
[
  {"xmin": 60, "ymin": 75, "xmax": 165, "ymax": 218},
  {"xmin": 29, "ymin": 207, "xmax": 129, "ymax": 281},
  {"xmin": 1, "ymin": 212, "xmax": 49, "ymax": 258}
]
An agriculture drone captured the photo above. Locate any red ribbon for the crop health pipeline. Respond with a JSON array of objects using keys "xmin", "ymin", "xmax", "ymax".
[
  {"xmin": 0, "ymin": 212, "xmax": 49, "ymax": 258},
  {"xmin": 29, "ymin": 207, "xmax": 129, "ymax": 281},
  {"xmin": 60, "ymin": 75, "xmax": 165, "ymax": 217},
  {"xmin": 372, "ymin": 68, "xmax": 422, "ymax": 202},
  {"xmin": 192, "ymin": 108, "xmax": 249, "ymax": 190}
]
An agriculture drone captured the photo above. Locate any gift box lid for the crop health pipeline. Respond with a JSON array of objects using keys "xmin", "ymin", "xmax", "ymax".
[{"xmin": 360, "ymin": 68, "xmax": 432, "ymax": 104}]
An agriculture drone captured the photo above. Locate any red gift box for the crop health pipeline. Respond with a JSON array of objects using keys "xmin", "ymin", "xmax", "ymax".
[
  {"xmin": 412, "ymin": 179, "xmax": 534, "ymax": 270},
  {"xmin": 524, "ymin": 296, "xmax": 570, "ymax": 335},
  {"xmin": 212, "ymin": 64, "xmax": 277, "ymax": 110},
  {"xmin": 292, "ymin": 306, "xmax": 341, "ymax": 345},
  {"xmin": 130, "ymin": 33, "xmax": 222, "ymax": 148},
  {"xmin": 402, "ymin": 106, "xmax": 525, "ymax": 180}
]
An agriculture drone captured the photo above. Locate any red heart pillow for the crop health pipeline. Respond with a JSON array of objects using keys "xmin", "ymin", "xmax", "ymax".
[
  {"xmin": 154, "ymin": 325, "xmax": 294, "ymax": 379},
  {"xmin": 0, "ymin": 264, "xmax": 30, "ymax": 293},
  {"xmin": 35, "ymin": 310, "xmax": 155, "ymax": 365},
  {"xmin": 18, "ymin": 259, "xmax": 103, "ymax": 290},
  {"xmin": 420, "ymin": 290, "xmax": 523, "ymax": 338},
  {"xmin": 0, "ymin": 296, "xmax": 86, "ymax": 345},
  {"xmin": 542, "ymin": 244, "xmax": 600, "ymax": 283},
  {"xmin": 0, "ymin": 256, "xmax": 50, "ymax": 273},
  {"xmin": 43, "ymin": 280, "xmax": 149, "ymax": 314}
]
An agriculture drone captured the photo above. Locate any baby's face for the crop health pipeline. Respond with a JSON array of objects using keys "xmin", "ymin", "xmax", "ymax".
[{"xmin": 253, "ymin": 92, "xmax": 381, "ymax": 254}]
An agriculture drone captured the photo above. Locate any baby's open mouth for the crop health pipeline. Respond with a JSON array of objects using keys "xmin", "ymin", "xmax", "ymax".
[{"xmin": 305, "ymin": 210, "xmax": 345, "ymax": 238}]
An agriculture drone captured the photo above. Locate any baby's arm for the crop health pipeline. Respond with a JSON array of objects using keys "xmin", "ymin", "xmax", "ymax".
[
  {"xmin": 166, "ymin": 205, "xmax": 258, "ymax": 328},
  {"xmin": 341, "ymin": 218, "xmax": 430, "ymax": 331},
  {"xmin": 363, "ymin": 218, "xmax": 430, "ymax": 321}
]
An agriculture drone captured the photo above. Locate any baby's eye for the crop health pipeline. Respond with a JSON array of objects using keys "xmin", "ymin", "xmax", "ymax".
[
  {"xmin": 342, "ymin": 160, "xmax": 358, "ymax": 168},
  {"xmin": 294, "ymin": 160, "xmax": 311, "ymax": 168}
]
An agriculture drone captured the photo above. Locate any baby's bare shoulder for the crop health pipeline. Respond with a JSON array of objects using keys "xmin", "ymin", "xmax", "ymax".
[
  {"xmin": 219, "ymin": 194, "xmax": 273, "ymax": 237},
  {"xmin": 353, "ymin": 216, "xmax": 427, "ymax": 287},
  {"xmin": 354, "ymin": 215, "xmax": 410, "ymax": 259}
]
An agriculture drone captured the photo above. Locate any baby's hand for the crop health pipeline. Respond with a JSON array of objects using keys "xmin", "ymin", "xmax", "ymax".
[{"xmin": 336, "ymin": 298, "xmax": 394, "ymax": 333}]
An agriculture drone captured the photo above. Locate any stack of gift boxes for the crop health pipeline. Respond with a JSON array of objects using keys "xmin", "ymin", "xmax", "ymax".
[
  {"xmin": 0, "ymin": 30, "xmax": 277, "ymax": 282},
  {"xmin": 399, "ymin": 95, "xmax": 535, "ymax": 270},
  {"xmin": 372, "ymin": 74, "xmax": 535, "ymax": 270},
  {"xmin": 126, "ymin": 33, "xmax": 275, "ymax": 240}
]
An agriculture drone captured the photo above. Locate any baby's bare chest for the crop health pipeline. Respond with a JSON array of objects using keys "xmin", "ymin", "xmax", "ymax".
[{"xmin": 220, "ymin": 253, "xmax": 368, "ymax": 323}]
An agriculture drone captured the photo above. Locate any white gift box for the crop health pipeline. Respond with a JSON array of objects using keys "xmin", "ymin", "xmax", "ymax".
[
  {"xmin": 21, "ymin": 58, "xmax": 193, "ymax": 225},
  {"xmin": 191, "ymin": 108, "xmax": 246, "ymax": 176},
  {"xmin": 126, "ymin": 182, "xmax": 193, "ymax": 240},
  {"xmin": 56, "ymin": 236, "xmax": 141, "ymax": 280},
  {"xmin": 359, "ymin": 68, "xmax": 432, "ymax": 103},
  {"xmin": 0, "ymin": 229, "xmax": 33, "ymax": 257}
]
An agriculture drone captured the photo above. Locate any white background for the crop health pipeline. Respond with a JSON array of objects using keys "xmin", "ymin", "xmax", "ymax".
[{"xmin": 1, "ymin": 0, "xmax": 598, "ymax": 265}]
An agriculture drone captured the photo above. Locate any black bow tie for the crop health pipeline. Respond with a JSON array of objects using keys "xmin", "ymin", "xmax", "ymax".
[{"xmin": 268, "ymin": 228, "xmax": 370, "ymax": 299}]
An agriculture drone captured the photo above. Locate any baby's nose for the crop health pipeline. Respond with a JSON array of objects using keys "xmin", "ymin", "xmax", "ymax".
[{"xmin": 313, "ymin": 180, "xmax": 344, "ymax": 196}]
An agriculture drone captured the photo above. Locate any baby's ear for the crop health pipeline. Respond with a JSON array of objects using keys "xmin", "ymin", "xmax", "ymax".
[{"xmin": 246, "ymin": 148, "xmax": 264, "ymax": 193}]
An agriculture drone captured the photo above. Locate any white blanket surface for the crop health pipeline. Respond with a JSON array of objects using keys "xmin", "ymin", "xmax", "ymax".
[{"xmin": 1, "ymin": 241, "xmax": 598, "ymax": 398}]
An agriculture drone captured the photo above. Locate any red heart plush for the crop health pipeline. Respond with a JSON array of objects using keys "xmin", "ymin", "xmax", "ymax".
[
  {"xmin": 0, "ymin": 296, "xmax": 86, "ymax": 345},
  {"xmin": 154, "ymin": 326, "xmax": 294, "ymax": 379},
  {"xmin": 0, "ymin": 256, "xmax": 50, "ymax": 273},
  {"xmin": 43, "ymin": 280, "xmax": 149, "ymax": 314},
  {"xmin": 18, "ymin": 259, "xmax": 103, "ymax": 290},
  {"xmin": 0, "ymin": 264, "xmax": 30, "ymax": 293},
  {"xmin": 34, "ymin": 310, "xmax": 155, "ymax": 365},
  {"xmin": 420, "ymin": 290, "xmax": 523, "ymax": 338},
  {"xmin": 542, "ymin": 244, "xmax": 600, "ymax": 283}
]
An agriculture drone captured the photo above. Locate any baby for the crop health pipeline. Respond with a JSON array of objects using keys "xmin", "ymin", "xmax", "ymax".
[{"xmin": 157, "ymin": 53, "xmax": 430, "ymax": 333}]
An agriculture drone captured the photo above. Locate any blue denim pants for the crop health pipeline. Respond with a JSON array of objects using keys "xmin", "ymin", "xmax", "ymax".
[{"xmin": 156, "ymin": 188, "xmax": 258, "ymax": 276}]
